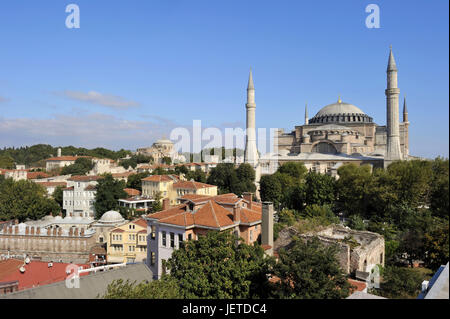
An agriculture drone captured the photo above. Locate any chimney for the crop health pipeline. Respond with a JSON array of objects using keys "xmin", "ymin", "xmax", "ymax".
[
  {"xmin": 14, "ymin": 226, "xmax": 19, "ymax": 234},
  {"xmin": 57, "ymin": 148, "xmax": 62, "ymax": 157},
  {"xmin": 30, "ymin": 227, "xmax": 35, "ymax": 235},
  {"xmin": 162, "ymin": 198, "xmax": 170, "ymax": 211},
  {"xmin": 233, "ymin": 205, "xmax": 241, "ymax": 223},
  {"xmin": 36, "ymin": 227, "xmax": 40, "ymax": 235},
  {"xmin": 74, "ymin": 228, "xmax": 79, "ymax": 236},
  {"xmin": 262, "ymin": 202, "xmax": 274, "ymax": 256},
  {"xmin": 53, "ymin": 228, "xmax": 57, "ymax": 236},
  {"xmin": 243, "ymin": 192, "xmax": 253, "ymax": 210},
  {"xmin": 69, "ymin": 228, "xmax": 73, "ymax": 236},
  {"xmin": 47, "ymin": 228, "xmax": 51, "ymax": 235},
  {"xmin": 80, "ymin": 228, "xmax": 85, "ymax": 236},
  {"xmin": 25, "ymin": 226, "xmax": 29, "ymax": 235},
  {"xmin": 14, "ymin": 219, "xmax": 19, "ymax": 225},
  {"xmin": 8, "ymin": 226, "xmax": 12, "ymax": 234},
  {"xmin": 58, "ymin": 228, "xmax": 62, "ymax": 236}
]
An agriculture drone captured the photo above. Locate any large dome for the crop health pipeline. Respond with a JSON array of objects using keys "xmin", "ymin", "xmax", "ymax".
[
  {"xmin": 98, "ymin": 210, "xmax": 125, "ymax": 224},
  {"xmin": 309, "ymin": 99, "xmax": 373, "ymax": 124}
]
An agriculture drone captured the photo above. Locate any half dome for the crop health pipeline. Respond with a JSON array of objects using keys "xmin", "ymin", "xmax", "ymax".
[{"xmin": 98, "ymin": 210, "xmax": 125, "ymax": 224}]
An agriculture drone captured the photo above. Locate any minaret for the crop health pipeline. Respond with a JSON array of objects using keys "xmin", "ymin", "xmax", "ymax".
[
  {"xmin": 304, "ymin": 103, "xmax": 309, "ymax": 125},
  {"xmin": 244, "ymin": 69, "xmax": 259, "ymax": 167},
  {"xmin": 402, "ymin": 96, "xmax": 409, "ymax": 158},
  {"xmin": 403, "ymin": 96, "xmax": 408, "ymax": 122},
  {"xmin": 384, "ymin": 46, "xmax": 403, "ymax": 168}
]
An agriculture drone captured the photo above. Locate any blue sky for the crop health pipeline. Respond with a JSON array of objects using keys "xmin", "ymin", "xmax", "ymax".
[{"xmin": 0, "ymin": 0, "xmax": 448, "ymax": 158}]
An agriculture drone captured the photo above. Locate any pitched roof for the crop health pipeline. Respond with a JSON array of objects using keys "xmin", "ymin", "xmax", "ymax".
[
  {"xmin": 46, "ymin": 156, "xmax": 90, "ymax": 162},
  {"xmin": 173, "ymin": 181, "xmax": 216, "ymax": 190},
  {"xmin": 27, "ymin": 172, "xmax": 50, "ymax": 179},
  {"xmin": 132, "ymin": 218, "xmax": 147, "ymax": 228},
  {"xmin": 35, "ymin": 182, "xmax": 67, "ymax": 188},
  {"xmin": 112, "ymin": 172, "xmax": 136, "ymax": 178},
  {"xmin": 68, "ymin": 175, "xmax": 102, "ymax": 182},
  {"xmin": 142, "ymin": 175, "xmax": 178, "ymax": 182},
  {"xmin": 124, "ymin": 188, "xmax": 141, "ymax": 196},
  {"xmin": 147, "ymin": 194, "xmax": 261, "ymax": 230}
]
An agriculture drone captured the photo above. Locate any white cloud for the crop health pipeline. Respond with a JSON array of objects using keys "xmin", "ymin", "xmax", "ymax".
[{"xmin": 58, "ymin": 90, "xmax": 140, "ymax": 109}]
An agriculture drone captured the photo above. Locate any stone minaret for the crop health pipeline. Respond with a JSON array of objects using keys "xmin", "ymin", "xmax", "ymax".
[
  {"xmin": 384, "ymin": 46, "xmax": 403, "ymax": 168},
  {"xmin": 304, "ymin": 103, "xmax": 309, "ymax": 125},
  {"xmin": 244, "ymin": 69, "xmax": 259, "ymax": 167},
  {"xmin": 402, "ymin": 96, "xmax": 409, "ymax": 158}
]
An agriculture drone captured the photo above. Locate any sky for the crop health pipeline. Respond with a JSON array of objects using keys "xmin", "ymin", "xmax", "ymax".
[{"xmin": 0, "ymin": 0, "xmax": 448, "ymax": 158}]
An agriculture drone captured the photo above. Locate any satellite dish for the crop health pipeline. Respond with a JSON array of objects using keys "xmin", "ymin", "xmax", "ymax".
[
  {"xmin": 25, "ymin": 257, "xmax": 30, "ymax": 264},
  {"xmin": 19, "ymin": 266, "xmax": 26, "ymax": 273}
]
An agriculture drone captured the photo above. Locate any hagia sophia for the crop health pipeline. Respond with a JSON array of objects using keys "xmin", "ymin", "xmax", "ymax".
[{"xmin": 243, "ymin": 47, "xmax": 415, "ymax": 178}]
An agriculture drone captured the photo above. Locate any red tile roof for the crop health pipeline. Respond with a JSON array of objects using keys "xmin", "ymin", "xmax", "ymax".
[
  {"xmin": 124, "ymin": 188, "xmax": 141, "ymax": 196},
  {"xmin": 348, "ymin": 279, "xmax": 367, "ymax": 292},
  {"xmin": 133, "ymin": 218, "xmax": 148, "ymax": 228},
  {"xmin": 142, "ymin": 175, "xmax": 178, "ymax": 182},
  {"xmin": 0, "ymin": 259, "xmax": 89, "ymax": 291},
  {"xmin": 147, "ymin": 194, "xmax": 261, "ymax": 230},
  {"xmin": 36, "ymin": 181, "xmax": 67, "ymax": 188},
  {"xmin": 46, "ymin": 156, "xmax": 88, "ymax": 162},
  {"xmin": 173, "ymin": 181, "xmax": 216, "ymax": 190},
  {"xmin": 27, "ymin": 172, "xmax": 50, "ymax": 179},
  {"xmin": 112, "ymin": 172, "xmax": 136, "ymax": 178},
  {"xmin": 68, "ymin": 175, "xmax": 102, "ymax": 182}
]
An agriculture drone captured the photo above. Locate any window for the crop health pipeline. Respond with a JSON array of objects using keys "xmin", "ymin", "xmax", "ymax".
[
  {"xmin": 170, "ymin": 232, "xmax": 175, "ymax": 248},
  {"xmin": 162, "ymin": 231, "xmax": 166, "ymax": 246},
  {"xmin": 250, "ymin": 230, "xmax": 253, "ymax": 242},
  {"xmin": 380, "ymin": 253, "xmax": 383, "ymax": 264},
  {"xmin": 178, "ymin": 234, "xmax": 184, "ymax": 248},
  {"xmin": 188, "ymin": 233, "xmax": 192, "ymax": 240}
]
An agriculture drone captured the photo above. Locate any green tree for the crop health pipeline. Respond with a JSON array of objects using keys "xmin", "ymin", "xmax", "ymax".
[
  {"xmin": 259, "ymin": 174, "xmax": 283, "ymax": 206},
  {"xmin": 94, "ymin": 174, "xmax": 127, "ymax": 219},
  {"xmin": 277, "ymin": 162, "xmax": 307, "ymax": 179},
  {"xmin": 185, "ymin": 170, "xmax": 207, "ymax": 183},
  {"xmin": 161, "ymin": 157, "xmax": 172, "ymax": 165},
  {"xmin": 126, "ymin": 172, "xmax": 150, "ymax": 192},
  {"xmin": 166, "ymin": 231, "xmax": 272, "ymax": 298},
  {"xmin": 376, "ymin": 266, "xmax": 423, "ymax": 298},
  {"xmin": 304, "ymin": 172, "xmax": 335, "ymax": 207},
  {"xmin": 0, "ymin": 155, "xmax": 14, "ymax": 169},
  {"xmin": 52, "ymin": 186, "xmax": 64, "ymax": 209},
  {"xmin": 345, "ymin": 215, "xmax": 366, "ymax": 231},
  {"xmin": 429, "ymin": 157, "xmax": 449, "ymax": 219},
  {"xmin": 102, "ymin": 276, "xmax": 182, "ymax": 299},
  {"xmin": 423, "ymin": 222, "xmax": 449, "ymax": 271},
  {"xmin": 271, "ymin": 237, "xmax": 351, "ymax": 299},
  {"xmin": 0, "ymin": 179, "xmax": 60, "ymax": 221},
  {"xmin": 61, "ymin": 157, "xmax": 94, "ymax": 175}
]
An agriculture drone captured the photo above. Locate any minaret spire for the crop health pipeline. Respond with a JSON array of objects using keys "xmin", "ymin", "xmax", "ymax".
[
  {"xmin": 244, "ymin": 68, "xmax": 258, "ymax": 166},
  {"xmin": 385, "ymin": 46, "xmax": 403, "ymax": 167},
  {"xmin": 304, "ymin": 103, "xmax": 309, "ymax": 125},
  {"xmin": 248, "ymin": 68, "xmax": 255, "ymax": 90},
  {"xmin": 403, "ymin": 96, "xmax": 408, "ymax": 122}
]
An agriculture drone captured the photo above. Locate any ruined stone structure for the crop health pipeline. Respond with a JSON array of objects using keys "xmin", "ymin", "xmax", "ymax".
[
  {"xmin": 274, "ymin": 225, "xmax": 385, "ymax": 277},
  {"xmin": 0, "ymin": 223, "xmax": 97, "ymax": 264}
]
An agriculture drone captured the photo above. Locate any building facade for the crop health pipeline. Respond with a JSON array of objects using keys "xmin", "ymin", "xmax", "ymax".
[
  {"xmin": 145, "ymin": 193, "xmax": 262, "ymax": 279},
  {"xmin": 63, "ymin": 175, "xmax": 102, "ymax": 218},
  {"xmin": 106, "ymin": 218, "xmax": 148, "ymax": 264}
]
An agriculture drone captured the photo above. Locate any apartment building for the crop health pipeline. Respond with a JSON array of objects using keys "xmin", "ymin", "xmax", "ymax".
[
  {"xmin": 145, "ymin": 193, "xmax": 262, "ymax": 279},
  {"xmin": 63, "ymin": 175, "xmax": 102, "ymax": 218},
  {"xmin": 106, "ymin": 218, "xmax": 148, "ymax": 264}
]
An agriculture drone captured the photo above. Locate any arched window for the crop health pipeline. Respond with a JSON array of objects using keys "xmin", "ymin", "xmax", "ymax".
[{"xmin": 312, "ymin": 142, "xmax": 338, "ymax": 154}]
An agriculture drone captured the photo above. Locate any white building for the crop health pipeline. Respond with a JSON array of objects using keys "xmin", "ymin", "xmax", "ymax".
[{"xmin": 63, "ymin": 176, "xmax": 102, "ymax": 218}]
